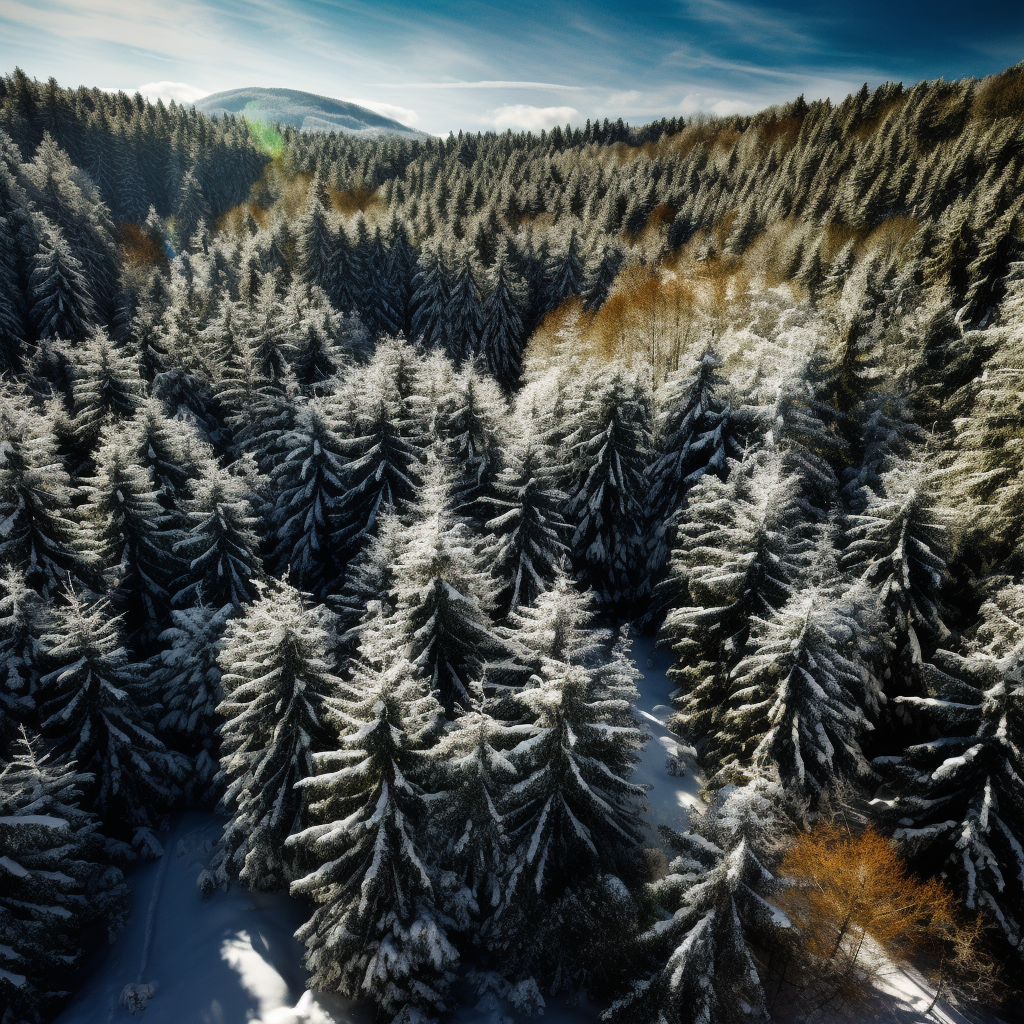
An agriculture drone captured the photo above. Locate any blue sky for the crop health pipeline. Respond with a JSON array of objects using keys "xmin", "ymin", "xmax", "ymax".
[{"xmin": 0, "ymin": 0, "xmax": 1020, "ymax": 135}]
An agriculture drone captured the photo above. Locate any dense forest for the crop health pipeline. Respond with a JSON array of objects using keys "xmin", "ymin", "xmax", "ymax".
[{"xmin": 1, "ymin": 62, "xmax": 1024, "ymax": 1023}]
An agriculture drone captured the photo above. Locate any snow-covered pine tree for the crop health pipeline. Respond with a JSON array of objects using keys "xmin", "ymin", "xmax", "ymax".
[
  {"xmin": 37, "ymin": 592, "xmax": 184, "ymax": 833},
  {"xmin": 0, "ymin": 211, "xmax": 25, "ymax": 371},
  {"xmin": 483, "ymin": 428, "xmax": 570, "ymax": 618},
  {"xmin": 0, "ymin": 731, "xmax": 129, "ymax": 1024},
  {"xmin": 295, "ymin": 181, "xmax": 335, "ymax": 297},
  {"xmin": 331, "ymin": 349, "xmax": 424, "ymax": 561},
  {"xmin": 410, "ymin": 238, "xmax": 452, "ymax": 351},
  {"xmin": 875, "ymin": 579, "xmax": 1024, "ymax": 959},
  {"xmin": 269, "ymin": 401, "xmax": 348, "ymax": 598},
  {"xmin": 446, "ymin": 242, "xmax": 484, "ymax": 361},
  {"xmin": 604, "ymin": 775, "xmax": 789, "ymax": 1024},
  {"xmin": 841, "ymin": 464, "xmax": 953, "ymax": 702},
  {"xmin": 173, "ymin": 169, "xmax": 210, "ymax": 250},
  {"xmin": 390, "ymin": 455, "xmax": 502, "ymax": 714},
  {"xmin": 724, "ymin": 571, "xmax": 882, "ymax": 804},
  {"xmin": 565, "ymin": 362, "xmax": 653, "ymax": 609},
  {"xmin": 0, "ymin": 569, "xmax": 41, "ymax": 755},
  {"xmin": 29, "ymin": 223, "xmax": 95, "ymax": 343},
  {"xmin": 544, "ymin": 226, "xmax": 586, "ymax": 314},
  {"xmin": 173, "ymin": 463, "xmax": 263, "ymax": 610},
  {"xmin": 479, "ymin": 236, "xmax": 527, "ymax": 391},
  {"xmin": 215, "ymin": 582, "xmax": 347, "ymax": 890},
  {"xmin": 151, "ymin": 603, "xmax": 232, "ymax": 804},
  {"xmin": 0, "ymin": 395, "xmax": 94, "ymax": 599},
  {"xmin": 658, "ymin": 452, "xmax": 813, "ymax": 770},
  {"xmin": 77, "ymin": 430, "xmax": 183, "ymax": 646},
  {"xmin": 647, "ymin": 346, "xmax": 742, "ymax": 577},
  {"xmin": 582, "ymin": 239, "xmax": 622, "ymax": 313},
  {"xmin": 287, "ymin": 655, "xmax": 458, "ymax": 1021},
  {"xmin": 434, "ymin": 363, "xmax": 505, "ymax": 524},
  {"xmin": 427, "ymin": 710, "xmax": 518, "ymax": 938},
  {"xmin": 69, "ymin": 329, "xmax": 145, "ymax": 450},
  {"xmin": 492, "ymin": 618, "xmax": 646, "ymax": 996}
]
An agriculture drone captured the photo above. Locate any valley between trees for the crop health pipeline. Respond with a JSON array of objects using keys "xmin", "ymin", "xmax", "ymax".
[{"xmin": 1, "ymin": 64, "xmax": 1023, "ymax": 1023}]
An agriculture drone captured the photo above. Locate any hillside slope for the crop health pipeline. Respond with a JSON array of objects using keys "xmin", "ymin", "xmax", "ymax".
[{"xmin": 194, "ymin": 87, "xmax": 429, "ymax": 139}]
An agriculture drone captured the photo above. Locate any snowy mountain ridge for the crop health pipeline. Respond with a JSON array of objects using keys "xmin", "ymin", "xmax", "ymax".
[{"xmin": 194, "ymin": 88, "xmax": 430, "ymax": 139}]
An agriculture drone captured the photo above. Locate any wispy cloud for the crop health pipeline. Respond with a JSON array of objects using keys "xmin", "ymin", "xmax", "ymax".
[
  {"xmin": 346, "ymin": 98, "xmax": 419, "ymax": 125},
  {"xmin": 382, "ymin": 80, "xmax": 588, "ymax": 92},
  {"xmin": 134, "ymin": 81, "xmax": 210, "ymax": 104},
  {"xmin": 488, "ymin": 104, "xmax": 579, "ymax": 131}
]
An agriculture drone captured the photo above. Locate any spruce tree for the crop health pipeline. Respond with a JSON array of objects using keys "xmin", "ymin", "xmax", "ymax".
[
  {"xmin": 659, "ymin": 452, "xmax": 813, "ymax": 770},
  {"xmin": 566, "ymin": 363, "xmax": 653, "ymax": 608},
  {"xmin": 37, "ymin": 592, "xmax": 183, "ymax": 832},
  {"xmin": 0, "ymin": 732, "xmax": 129, "ymax": 1024},
  {"xmin": 483, "ymin": 430, "xmax": 569, "ymax": 618},
  {"xmin": 389, "ymin": 457, "xmax": 502, "ymax": 714},
  {"xmin": 269, "ymin": 401, "xmax": 348, "ymax": 598},
  {"xmin": 604, "ymin": 776, "xmax": 789, "ymax": 1024},
  {"xmin": 173, "ymin": 464, "xmax": 263, "ymax": 610},
  {"xmin": 288, "ymin": 656, "xmax": 458, "ymax": 1021},
  {"xmin": 875, "ymin": 580, "xmax": 1024, "ymax": 958},
  {"xmin": 0, "ymin": 569, "xmax": 41, "ymax": 755},
  {"xmin": 29, "ymin": 223, "xmax": 95, "ymax": 343},
  {"xmin": 0, "ymin": 396, "xmax": 94, "ymax": 599},
  {"xmin": 215, "ymin": 583, "xmax": 346, "ymax": 890},
  {"xmin": 479, "ymin": 236, "xmax": 527, "ymax": 391},
  {"xmin": 151, "ymin": 603, "xmax": 232, "ymax": 804},
  {"xmin": 77, "ymin": 432, "xmax": 183, "ymax": 646}
]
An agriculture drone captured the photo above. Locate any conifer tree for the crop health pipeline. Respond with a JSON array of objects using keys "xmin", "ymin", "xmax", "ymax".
[
  {"xmin": 37, "ymin": 592, "xmax": 183, "ymax": 831},
  {"xmin": 77, "ymin": 432, "xmax": 183, "ymax": 645},
  {"xmin": 0, "ymin": 732, "xmax": 129, "ymax": 1024},
  {"xmin": 479, "ymin": 237, "xmax": 527, "ymax": 390},
  {"xmin": 660, "ymin": 453, "xmax": 813, "ymax": 770},
  {"xmin": 390, "ymin": 457, "xmax": 501, "ymax": 714},
  {"xmin": 215, "ymin": 583, "xmax": 346, "ymax": 890},
  {"xmin": 604, "ymin": 776, "xmax": 789, "ymax": 1024},
  {"xmin": 725, "ymin": 572, "xmax": 882, "ymax": 803},
  {"xmin": 29, "ymin": 223, "xmax": 95, "ymax": 343},
  {"xmin": 411, "ymin": 239, "xmax": 451, "ymax": 351},
  {"xmin": 483, "ymin": 430, "xmax": 569, "ymax": 618},
  {"xmin": 647, "ymin": 347, "xmax": 741, "ymax": 576},
  {"xmin": 446, "ymin": 243, "xmax": 483, "ymax": 361},
  {"xmin": 151, "ymin": 603, "xmax": 232, "ymax": 803},
  {"xmin": 0, "ymin": 569, "xmax": 41, "ymax": 755},
  {"xmin": 269, "ymin": 401, "xmax": 348, "ymax": 598},
  {"xmin": 69, "ymin": 329, "xmax": 145, "ymax": 449},
  {"xmin": 875, "ymin": 580, "xmax": 1024, "ymax": 958},
  {"xmin": 173, "ymin": 464, "xmax": 263, "ymax": 610},
  {"xmin": 288, "ymin": 657, "xmax": 458, "ymax": 1020},
  {"xmin": 566, "ymin": 363, "xmax": 653, "ymax": 608},
  {"xmin": 841, "ymin": 465, "xmax": 953, "ymax": 700},
  {"xmin": 0, "ymin": 397, "xmax": 94, "ymax": 599}
]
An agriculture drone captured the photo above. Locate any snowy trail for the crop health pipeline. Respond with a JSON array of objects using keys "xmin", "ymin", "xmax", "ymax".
[{"xmin": 55, "ymin": 811, "xmax": 366, "ymax": 1024}]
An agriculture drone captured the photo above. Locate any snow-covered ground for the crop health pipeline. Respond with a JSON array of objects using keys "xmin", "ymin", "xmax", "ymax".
[{"xmin": 55, "ymin": 632, "xmax": 978, "ymax": 1024}]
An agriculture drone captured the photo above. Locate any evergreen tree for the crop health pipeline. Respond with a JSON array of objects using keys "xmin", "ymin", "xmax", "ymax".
[
  {"xmin": 173, "ymin": 464, "xmax": 263, "ymax": 610},
  {"xmin": 479, "ymin": 237, "xmax": 527, "ymax": 390},
  {"xmin": 725, "ymin": 572, "xmax": 882, "ymax": 803},
  {"xmin": 37, "ymin": 592, "xmax": 183, "ymax": 831},
  {"xmin": 446, "ymin": 243, "xmax": 483, "ymax": 361},
  {"xmin": 269, "ymin": 401, "xmax": 348, "ymax": 598},
  {"xmin": 483, "ymin": 430, "xmax": 569, "ymax": 618},
  {"xmin": 604, "ymin": 776, "xmax": 788, "ymax": 1024},
  {"xmin": 841, "ymin": 465, "xmax": 953, "ymax": 701},
  {"xmin": 77, "ymin": 433, "xmax": 183, "ymax": 645},
  {"xmin": 69, "ymin": 329, "xmax": 145, "ymax": 449},
  {"xmin": 647, "ymin": 347, "xmax": 742, "ymax": 576},
  {"xmin": 566, "ymin": 364, "xmax": 653, "ymax": 608},
  {"xmin": 151, "ymin": 603, "xmax": 232, "ymax": 803},
  {"xmin": 410, "ymin": 239, "xmax": 451, "ymax": 351},
  {"xmin": 876, "ymin": 580, "xmax": 1024, "ymax": 958},
  {"xmin": 0, "ymin": 732, "xmax": 129, "ymax": 1024},
  {"xmin": 215, "ymin": 583, "xmax": 346, "ymax": 890},
  {"xmin": 0, "ymin": 569, "xmax": 41, "ymax": 755},
  {"xmin": 288, "ymin": 657, "xmax": 458, "ymax": 1021},
  {"xmin": 390, "ymin": 457, "xmax": 501, "ymax": 714},
  {"xmin": 29, "ymin": 224, "xmax": 95, "ymax": 343},
  {"xmin": 0, "ymin": 397, "xmax": 93, "ymax": 599}
]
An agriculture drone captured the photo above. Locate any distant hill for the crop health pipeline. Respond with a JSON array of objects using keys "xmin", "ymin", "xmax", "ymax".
[{"xmin": 194, "ymin": 87, "xmax": 429, "ymax": 140}]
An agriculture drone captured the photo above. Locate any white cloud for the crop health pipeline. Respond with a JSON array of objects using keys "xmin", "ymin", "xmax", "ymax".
[
  {"xmin": 677, "ymin": 91, "xmax": 760, "ymax": 116},
  {"xmin": 135, "ymin": 81, "xmax": 210, "ymax": 105},
  {"xmin": 489, "ymin": 104, "xmax": 579, "ymax": 131},
  {"xmin": 346, "ymin": 99, "xmax": 419, "ymax": 125}
]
